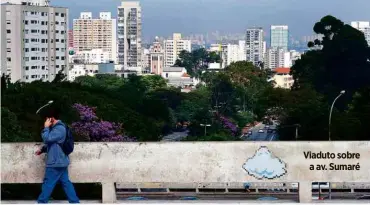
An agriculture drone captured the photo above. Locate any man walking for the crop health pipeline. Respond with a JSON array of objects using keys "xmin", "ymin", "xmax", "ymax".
[{"xmin": 36, "ymin": 107, "xmax": 79, "ymax": 203}]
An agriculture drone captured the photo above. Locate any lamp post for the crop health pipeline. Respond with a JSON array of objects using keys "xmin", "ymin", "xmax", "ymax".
[
  {"xmin": 329, "ymin": 90, "xmax": 345, "ymax": 141},
  {"xmin": 328, "ymin": 90, "xmax": 345, "ymax": 200},
  {"xmin": 36, "ymin": 100, "xmax": 54, "ymax": 114},
  {"xmin": 200, "ymin": 124, "xmax": 211, "ymax": 136}
]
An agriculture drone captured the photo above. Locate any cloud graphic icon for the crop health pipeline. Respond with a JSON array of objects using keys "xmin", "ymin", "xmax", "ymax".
[{"xmin": 242, "ymin": 146, "xmax": 287, "ymax": 179}]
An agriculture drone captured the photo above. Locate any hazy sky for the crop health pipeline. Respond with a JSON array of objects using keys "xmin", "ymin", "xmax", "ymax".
[{"xmin": 52, "ymin": 0, "xmax": 370, "ymax": 40}]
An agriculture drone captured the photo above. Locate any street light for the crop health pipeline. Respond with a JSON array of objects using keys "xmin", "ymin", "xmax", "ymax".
[
  {"xmin": 36, "ymin": 100, "xmax": 54, "ymax": 114},
  {"xmin": 328, "ymin": 90, "xmax": 345, "ymax": 201},
  {"xmin": 329, "ymin": 90, "xmax": 345, "ymax": 141},
  {"xmin": 200, "ymin": 124, "xmax": 211, "ymax": 136}
]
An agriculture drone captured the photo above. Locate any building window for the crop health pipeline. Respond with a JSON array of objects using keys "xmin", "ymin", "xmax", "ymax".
[
  {"xmin": 31, "ymin": 57, "xmax": 37, "ymax": 60},
  {"xmin": 31, "ymin": 66, "xmax": 37, "ymax": 69},
  {"xmin": 7, "ymin": 30, "xmax": 11, "ymax": 34},
  {"xmin": 7, "ymin": 38, "xmax": 11, "ymax": 43},
  {"xmin": 6, "ymin": 20, "xmax": 11, "ymax": 24},
  {"xmin": 7, "ymin": 48, "xmax": 11, "ymax": 52},
  {"xmin": 24, "ymin": 39, "xmax": 29, "ymax": 43},
  {"xmin": 42, "ymin": 66, "xmax": 46, "ymax": 70},
  {"xmin": 25, "ymin": 66, "xmax": 29, "ymax": 70},
  {"xmin": 7, "ymin": 57, "xmax": 11, "ymax": 62},
  {"xmin": 61, "ymin": 57, "xmax": 65, "ymax": 60},
  {"xmin": 24, "ymin": 57, "xmax": 29, "ymax": 61}
]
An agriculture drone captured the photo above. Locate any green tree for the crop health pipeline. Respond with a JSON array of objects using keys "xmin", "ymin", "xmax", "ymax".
[
  {"xmin": 292, "ymin": 15, "xmax": 370, "ymax": 108},
  {"xmin": 1, "ymin": 107, "xmax": 32, "ymax": 142},
  {"xmin": 140, "ymin": 75, "xmax": 168, "ymax": 91},
  {"xmin": 175, "ymin": 48, "xmax": 220, "ymax": 77}
]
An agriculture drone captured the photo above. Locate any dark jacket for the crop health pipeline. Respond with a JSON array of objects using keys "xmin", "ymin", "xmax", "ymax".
[{"xmin": 41, "ymin": 120, "xmax": 70, "ymax": 167}]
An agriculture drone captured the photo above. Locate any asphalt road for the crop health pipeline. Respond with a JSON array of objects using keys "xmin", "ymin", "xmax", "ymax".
[
  {"xmin": 162, "ymin": 131, "xmax": 189, "ymax": 141},
  {"xmin": 117, "ymin": 192, "xmax": 370, "ymax": 201},
  {"xmin": 243, "ymin": 123, "xmax": 279, "ymax": 141}
]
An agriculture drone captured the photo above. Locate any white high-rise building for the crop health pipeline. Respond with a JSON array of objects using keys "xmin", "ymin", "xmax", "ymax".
[
  {"xmin": 351, "ymin": 21, "xmax": 370, "ymax": 46},
  {"xmin": 245, "ymin": 27, "xmax": 264, "ymax": 66},
  {"xmin": 117, "ymin": 1, "xmax": 142, "ymax": 68},
  {"xmin": 270, "ymin": 25, "xmax": 289, "ymax": 51},
  {"xmin": 225, "ymin": 40, "xmax": 246, "ymax": 66},
  {"xmin": 164, "ymin": 33, "xmax": 191, "ymax": 67},
  {"xmin": 73, "ymin": 12, "xmax": 117, "ymax": 63},
  {"xmin": 1, "ymin": 0, "xmax": 68, "ymax": 82},
  {"xmin": 264, "ymin": 48, "xmax": 291, "ymax": 69}
]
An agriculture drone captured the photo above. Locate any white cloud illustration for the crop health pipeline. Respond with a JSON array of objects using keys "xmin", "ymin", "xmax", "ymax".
[{"xmin": 242, "ymin": 146, "xmax": 287, "ymax": 179}]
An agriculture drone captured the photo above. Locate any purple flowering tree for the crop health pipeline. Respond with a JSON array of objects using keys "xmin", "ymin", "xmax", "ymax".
[
  {"xmin": 219, "ymin": 115, "xmax": 239, "ymax": 136},
  {"xmin": 71, "ymin": 103, "xmax": 136, "ymax": 142}
]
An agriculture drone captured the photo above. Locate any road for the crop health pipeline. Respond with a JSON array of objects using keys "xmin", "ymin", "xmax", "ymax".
[
  {"xmin": 162, "ymin": 131, "xmax": 189, "ymax": 141},
  {"xmin": 243, "ymin": 123, "xmax": 279, "ymax": 141},
  {"xmin": 117, "ymin": 192, "xmax": 370, "ymax": 201}
]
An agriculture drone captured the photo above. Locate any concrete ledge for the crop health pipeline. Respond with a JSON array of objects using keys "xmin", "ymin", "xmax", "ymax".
[{"xmin": 1, "ymin": 200, "xmax": 297, "ymax": 204}]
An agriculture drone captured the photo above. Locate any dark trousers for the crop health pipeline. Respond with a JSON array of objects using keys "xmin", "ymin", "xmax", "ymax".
[{"xmin": 37, "ymin": 167, "xmax": 79, "ymax": 203}]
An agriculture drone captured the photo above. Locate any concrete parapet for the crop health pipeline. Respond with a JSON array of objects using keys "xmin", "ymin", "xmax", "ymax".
[{"xmin": 2, "ymin": 142, "xmax": 370, "ymax": 203}]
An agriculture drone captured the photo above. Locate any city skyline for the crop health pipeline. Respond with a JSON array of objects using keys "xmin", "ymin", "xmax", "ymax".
[{"xmin": 51, "ymin": 0, "xmax": 370, "ymax": 40}]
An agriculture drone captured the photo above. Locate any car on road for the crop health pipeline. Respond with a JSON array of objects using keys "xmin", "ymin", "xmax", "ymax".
[
  {"xmin": 247, "ymin": 131, "xmax": 252, "ymax": 135},
  {"xmin": 265, "ymin": 125, "xmax": 270, "ymax": 129},
  {"xmin": 258, "ymin": 129, "xmax": 264, "ymax": 133}
]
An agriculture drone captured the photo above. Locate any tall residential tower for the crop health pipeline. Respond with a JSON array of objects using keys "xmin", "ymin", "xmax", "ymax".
[
  {"xmin": 72, "ymin": 12, "xmax": 117, "ymax": 63},
  {"xmin": 1, "ymin": 0, "xmax": 68, "ymax": 82},
  {"xmin": 164, "ymin": 33, "xmax": 191, "ymax": 67},
  {"xmin": 117, "ymin": 1, "xmax": 142, "ymax": 68},
  {"xmin": 245, "ymin": 27, "xmax": 264, "ymax": 66}
]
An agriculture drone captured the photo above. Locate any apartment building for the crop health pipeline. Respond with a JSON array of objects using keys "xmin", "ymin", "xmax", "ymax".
[
  {"xmin": 1, "ymin": 1, "xmax": 68, "ymax": 82},
  {"xmin": 73, "ymin": 12, "xmax": 117, "ymax": 63},
  {"xmin": 226, "ymin": 40, "xmax": 246, "ymax": 66},
  {"xmin": 351, "ymin": 21, "xmax": 370, "ymax": 46},
  {"xmin": 245, "ymin": 27, "xmax": 264, "ymax": 66},
  {"xmin": 164, "ymin": 33, "xmax": 191, "ymax": 67},
  {"xmin": 270, "ymin": 25, "xmax": 289, "ymax": 51},
  {"xmin": 271, "ymin": 67, "xmax": 294, "ymax": 89},
  {"xmin": 149, "ymin": 36, "xmax": 164, "ymax": 75},
  {"xmin": 68, "ymin": 30, "xmax": 73, "ymax": 49},
  {"xmin": 117, "ymin": 1, "xmax": 142, "ymax": 68}
]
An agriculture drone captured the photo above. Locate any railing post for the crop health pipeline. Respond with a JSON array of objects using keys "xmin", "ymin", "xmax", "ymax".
[
  {"xmin": 299, "ymin": 181, "xmax": 312, "ymax": 203},
  {"xmin": 102, "ymin": 182, "xmax": 116, "ymax": 203}
]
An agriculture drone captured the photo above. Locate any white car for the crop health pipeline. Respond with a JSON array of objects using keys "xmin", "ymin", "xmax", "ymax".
[
  {"xmin": 312, "ymin": 182, "xmax": 329, "ymax": 189},
  {"xmin": 258, "ymin": 129, "xmax": 264, "ymax": 133}
]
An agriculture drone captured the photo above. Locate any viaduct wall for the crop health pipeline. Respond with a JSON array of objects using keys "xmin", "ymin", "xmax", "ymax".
[{"xmin": 2, "ymin": 142, "xmax": 370, "ymax": 203}]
